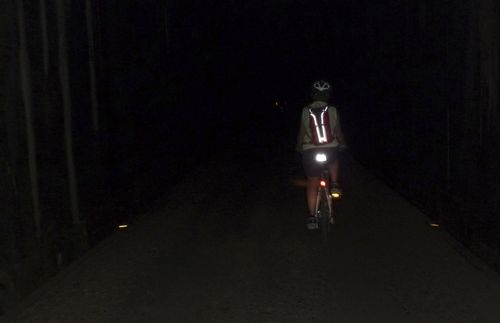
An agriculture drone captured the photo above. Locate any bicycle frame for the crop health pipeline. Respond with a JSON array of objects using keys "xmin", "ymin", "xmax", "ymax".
[
  {"xmin": 312, "ymin": 152, "xmax": 340, "ymax": 243},
  {"xmin": 314, "ymin": 169, "xmax": 333, "ymax": 219}
]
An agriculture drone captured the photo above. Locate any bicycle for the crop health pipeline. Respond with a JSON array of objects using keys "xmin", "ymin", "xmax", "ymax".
[{"xmin": 313, "ymin": 152, "xmax": 341, "ymax": 243}]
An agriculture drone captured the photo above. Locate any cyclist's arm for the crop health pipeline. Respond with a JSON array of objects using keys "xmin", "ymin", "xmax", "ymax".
[
  {"xmin": 335, "ymin": 111, "xmax": 347, "ymax": 149},
  {"xmin": 296, "ymin": 110, "xmax": 307, "ymax": 152},
  {"xmin": 296, "ymin": 122, "xmax": 305, "ymax": 152}
]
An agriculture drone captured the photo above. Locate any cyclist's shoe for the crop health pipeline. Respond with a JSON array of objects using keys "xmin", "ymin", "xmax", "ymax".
[
  {"xmin": 306, "ymin": 216, "xmax": 319, "ymax": 230},
  {"xmin": 330, "ymin": 182, "xmax": 342, "ymax": 198},
  {"xmin": 329, "ymin": 215, "xmax": 335, "ymax": 224}
]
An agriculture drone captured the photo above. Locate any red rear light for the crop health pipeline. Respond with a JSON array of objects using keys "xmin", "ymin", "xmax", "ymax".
[{"xmin": 320, "ymin": 180, "xmax": 327, "ymax": 187}]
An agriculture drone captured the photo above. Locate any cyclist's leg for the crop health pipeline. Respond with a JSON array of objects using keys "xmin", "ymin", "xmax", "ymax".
[
  {"xmin": 307, "ymin": 176, "xmax": 320, "ymax": 215},
  {"xmin": 302, "ymin": 149, "xmax": 322, "ymax": 216},
  {"xmin": 328, "ymin": 159, "xmax": 339, "ymax": 183},
  {"xmin": 327, "ymin": 148, "xmax": 342, "ymax": 195}
]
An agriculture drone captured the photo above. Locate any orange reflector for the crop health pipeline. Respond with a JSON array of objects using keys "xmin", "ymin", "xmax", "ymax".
[
  {"xmin": 331, "ymin": 193, "xmax": 340, "ymax": 199},
  {"xmin": 320, "ymin": 180, "xmax": 327, "ymax": 187}
]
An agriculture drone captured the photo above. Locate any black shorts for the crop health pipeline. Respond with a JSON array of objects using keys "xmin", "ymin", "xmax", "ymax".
[{"xmin": 302, "ymin": 147, "xmax": 340, "ymax": 178}]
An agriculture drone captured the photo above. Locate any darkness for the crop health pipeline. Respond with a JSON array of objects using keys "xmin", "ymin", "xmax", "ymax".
[
  {"xmin": 0, "ymin": 0, "xmax": 499, "ymax": 314},
  {"xmin": 94, "ymin": 0, "xmax": 499, "ymax": 260},
  {"xmin": 96, "ymin": 0, "xmax": 365, "ymax": 186},
  {"xmin": 54, "ymin": 0, "xmax": 500, "ymax": 255}
]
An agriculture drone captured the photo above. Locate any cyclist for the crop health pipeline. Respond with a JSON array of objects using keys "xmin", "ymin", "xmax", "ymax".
[{"xmin": 296, "ymin": 80, "xmax": 347, "ymax": 230}]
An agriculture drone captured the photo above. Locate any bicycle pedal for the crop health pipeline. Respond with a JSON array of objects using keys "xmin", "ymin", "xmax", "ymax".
[
  {"xmin": 307, "ymin": 222, "xmax": 319, "ymax": 230},
  {"xmin": 307, "ymin": 217, "xmax": 319, "ymax": 230}
]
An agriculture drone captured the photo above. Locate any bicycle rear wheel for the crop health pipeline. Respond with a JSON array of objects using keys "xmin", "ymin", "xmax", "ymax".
[{"xmin": 319, "ymin": 191, "xmax": 330, "ymax": 243}]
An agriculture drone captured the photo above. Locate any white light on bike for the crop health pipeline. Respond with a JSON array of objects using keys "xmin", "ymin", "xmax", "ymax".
[
  {"xmin": 320, "ymin": 180, "xmax": 327, "ymax": 187},
  {"xmin": 315, "ymin": 153, "xmax": 327, "ymax": 162},
  {"xmin": 118, "ymin": 224, "xmax": 128, "ymax": 230},
  {"xmin": 331, "ymin": 192, "xmax": 341, "ymax": 199}
]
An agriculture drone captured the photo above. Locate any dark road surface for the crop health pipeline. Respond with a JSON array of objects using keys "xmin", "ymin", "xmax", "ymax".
[{"xmin": 3, "ymin": 135, "xmax": 500, "ymax": 323}]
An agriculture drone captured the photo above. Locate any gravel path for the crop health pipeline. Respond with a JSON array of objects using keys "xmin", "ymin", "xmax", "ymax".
[{"xmin": 3, "ymin": 146, "xmax": 500, "ymax": 323}]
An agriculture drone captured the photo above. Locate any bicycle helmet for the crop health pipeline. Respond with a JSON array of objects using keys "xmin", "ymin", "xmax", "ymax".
[{"xmin": 311, "ymin": 80, "xmax": 332, "ymax": 101}]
